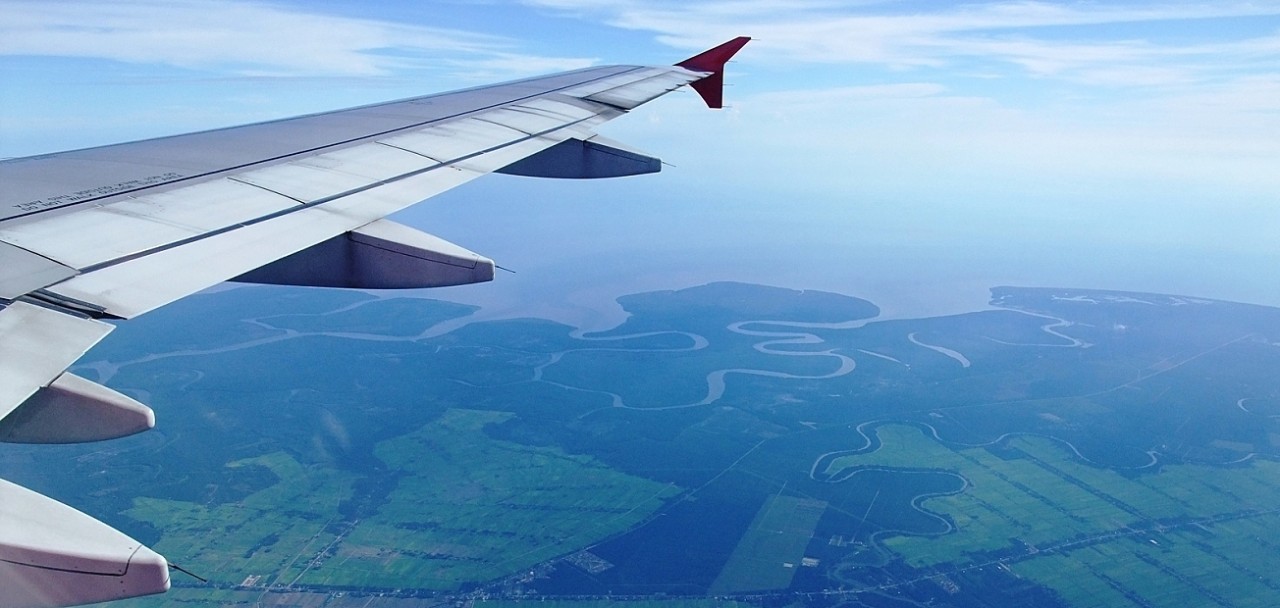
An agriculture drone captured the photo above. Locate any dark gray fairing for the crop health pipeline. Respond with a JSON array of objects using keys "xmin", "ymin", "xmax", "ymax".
[
  {"xmin": 232, "ymin": 219, "xmax": 494, "ymax": 289},
  {"xmin": 497, "ymin": 136, "xmax": 661, "ymax": 179}
]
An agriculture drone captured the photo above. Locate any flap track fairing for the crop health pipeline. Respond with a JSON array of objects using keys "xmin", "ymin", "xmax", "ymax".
[
  {"xmin": 0, "ymin": 478, "xmax": 170, "ymax": 607},
  {"xmin": 497, "ymin": 135, "xmax": 661, "ymax": 179},
  {"xmin": 231, "ymin": 219, "xmax": 495, "ymax": 289},
  {"xmin": 0, "ymin": 372, "xmax": 154, "ymax": 444}
]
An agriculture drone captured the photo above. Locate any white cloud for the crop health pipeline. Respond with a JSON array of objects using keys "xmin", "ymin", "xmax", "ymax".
[
  {"xmin": 0, "ymin": 0, "xmax": 593, "ymax": 77},
  {"xmin": 524, "ymin": 0, "xmax": 1280, "ymax": 87},
  {"xmin": 527, "ymin": 0, "xmax": 1280, "ymax": 214}
]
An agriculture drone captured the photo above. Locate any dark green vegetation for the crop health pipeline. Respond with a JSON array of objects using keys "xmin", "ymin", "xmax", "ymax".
[
  {"xmin": 710, "ymin": 495, "xmax": 827, "ymax": 594},
  {"xmin": 5, "ymin": 282, "xmax": 1280, "ymax": 607}
]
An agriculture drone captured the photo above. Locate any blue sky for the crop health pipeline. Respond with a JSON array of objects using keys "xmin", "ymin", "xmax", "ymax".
[{"xmin": 2, "ymin": 0, "xmax": 1279, "ymax": 322}]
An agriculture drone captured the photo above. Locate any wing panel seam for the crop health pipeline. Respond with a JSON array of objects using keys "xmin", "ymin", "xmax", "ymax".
[
  {"xmin": 226, "ymin": 176, "xmax": 307, "ymax": 205},
  {"xmin": 471, "ymin": 116, "xmax": 535, "ymax": 137},
  {"xmin": 4, "ymin": 67, "xmax": 652, "ymax": 221},
  {"xmin": 374, "ymin": 141, "xmax": 444, "ymax": 163},
  {"xmin": 73, "ymin": 114, "xmax": 600, "ymax": 275}
]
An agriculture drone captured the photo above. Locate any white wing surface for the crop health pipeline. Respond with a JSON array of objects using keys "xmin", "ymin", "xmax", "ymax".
[{"xmin": 0, "ymin": 37, "xmax": 749, "ymax": 607}]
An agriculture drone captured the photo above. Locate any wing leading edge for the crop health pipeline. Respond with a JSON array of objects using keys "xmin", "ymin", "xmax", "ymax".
[{"xmin": 0, "ymin": 38, "xmax": 749, "ymax": 607}]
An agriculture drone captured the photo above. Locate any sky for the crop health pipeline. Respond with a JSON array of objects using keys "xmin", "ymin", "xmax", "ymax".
[{"xmin": 2, "ymin": 0, "xmax": 1279, "ymax": 325}]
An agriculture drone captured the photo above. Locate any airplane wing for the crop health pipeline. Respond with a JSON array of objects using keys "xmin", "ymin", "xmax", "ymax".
[{"xmin": 0, "ymin": 37, "xmax": 749, "ymax": 608}]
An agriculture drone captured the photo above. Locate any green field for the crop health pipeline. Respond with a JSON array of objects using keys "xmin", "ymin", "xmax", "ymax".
[
  {"xmin": 826, "ymin": 424, "xmax": 1280, "ymax": 605},
  {"xmin": 478, "ymin": 601, "xmax": 757, "ymax": 608},
  {"xmin": 115, "ymin": 409, "xmax": 678, "ymax": 599},
  {"xmin": 298, "ymin": 409, "xmax": 680, "ymax": 590},
  {"xmin": 710, "ymin": 495, "xmax": 827, "ymax": 594},
  {"xmin": 1011, "ymin": 514, "xmax": 1280, "ymax": 608},
  {"xmin": 127, "ymin": 451, "xmax": 357, "ymax": 584},
  {"xmin": 100, "ymin": 590, "xmax": 761, "ymax": 608}
]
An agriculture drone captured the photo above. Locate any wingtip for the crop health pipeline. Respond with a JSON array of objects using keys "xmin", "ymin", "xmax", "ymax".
[
  {"xmin": 675, "ymin": 37, "xmax": 751, "ymax": 109},
  {"xmin": 675, "ymin": 36, "xmax": 752, "ymax": 73}
]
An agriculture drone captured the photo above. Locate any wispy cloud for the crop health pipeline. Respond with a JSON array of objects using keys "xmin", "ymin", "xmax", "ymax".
[
  {"xmin": 525, "ymin": 0, "xmax": 1280, "ymax": 87},
  {"xmin": 0, "ymin": 0, "xmax": 593, "ymax": 77}
]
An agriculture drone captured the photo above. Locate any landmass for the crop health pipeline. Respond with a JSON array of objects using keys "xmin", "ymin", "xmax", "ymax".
[{"xmin": 3, "ymin": 282, "xmax": 1278, "ymax": 608}]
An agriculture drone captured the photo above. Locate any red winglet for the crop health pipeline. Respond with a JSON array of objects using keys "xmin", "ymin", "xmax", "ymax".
[{"xmin": 676, "ymin": 36, "xmax": 751, "ymax": 109}]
